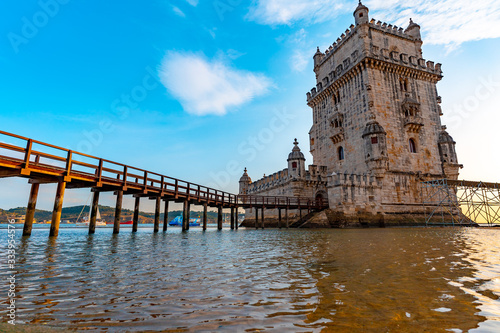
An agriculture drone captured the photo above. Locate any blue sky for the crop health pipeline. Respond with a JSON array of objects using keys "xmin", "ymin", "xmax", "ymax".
[{"xmin": 0, "ymin": 0, "xmax": 499, "ymax": 212}]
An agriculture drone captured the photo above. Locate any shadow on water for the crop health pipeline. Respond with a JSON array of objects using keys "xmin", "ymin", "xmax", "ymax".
[{"xmin": 1, "ymin": 227, "xmax": 498, "ymax": 332}]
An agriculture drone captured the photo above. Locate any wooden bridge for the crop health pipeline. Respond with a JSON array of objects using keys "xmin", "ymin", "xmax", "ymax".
[{"xmin": 0, "ymin": 130, "xmax": 327, "ymax": 236}]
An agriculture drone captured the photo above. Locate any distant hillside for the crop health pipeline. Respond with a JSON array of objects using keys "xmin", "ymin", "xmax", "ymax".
[{"xmin": 1, "ymin": 205, "xmax": 242, "ymax": 224}]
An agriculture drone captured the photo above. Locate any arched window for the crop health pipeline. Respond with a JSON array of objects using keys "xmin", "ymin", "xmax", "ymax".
[
  {"xmin": 409, "ymin": 139, "xmax": 417, "ymax": 153},
  {"xmin": 338, "ymin": 146, "xmax": 344, "ymax": 160}
]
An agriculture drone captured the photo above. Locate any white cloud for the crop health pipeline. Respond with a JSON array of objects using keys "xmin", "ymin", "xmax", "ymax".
[
  {"xmin": 366, "ymin": 0, "xmax": 500, "ymax": 48},
  {"xmin": 247, "ymin": 0, "xmax": 500, "ymax": 47},
  {"xmin": 290, "ymin": 50, "xmax": 310, "ymax": 72},
  {"xmin": 159, "ymin": 52, "xmax": 272, "ymax": 116},
  {"xmin": 246, "ymin": 0, "xmax": 347, "ymax": 25},
  {"xmin": 172, "ymin": 6, "xmax": 185, "ymax": 17},
  {"xmin": 185, "ymin": 0, "xmax": 199, "ymax": 6}
]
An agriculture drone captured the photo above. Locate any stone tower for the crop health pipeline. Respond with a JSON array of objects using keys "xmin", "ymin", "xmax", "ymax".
[
  {"xmin": 287, "ymin": 139, "xmax": 306, "ymax": 179},
  {"xmin": 306, "ymin": 1, "xmax": 461, "ymax": 215},
  {"xmin": 239, "ymin": 167, "xmax": 252, "ymax": 194}
]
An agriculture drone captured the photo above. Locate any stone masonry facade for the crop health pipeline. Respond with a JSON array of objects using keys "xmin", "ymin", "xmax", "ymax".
[{"xmin": 239, "ymin": 2, "xmax": 462, "ymax": 226}]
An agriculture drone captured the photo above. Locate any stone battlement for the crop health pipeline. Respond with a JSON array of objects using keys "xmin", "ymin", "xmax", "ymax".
[
  {"xmin": 307, "ymin": 55, "xmax": 442, "ymax": 103},
  {"xmin": 247, "ymin": 165, "xmax": 329, "ymax": 195}
]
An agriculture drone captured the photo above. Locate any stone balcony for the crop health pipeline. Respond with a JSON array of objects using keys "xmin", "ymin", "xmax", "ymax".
[
  {"xmin": 330, "ymin": 127, "xmax": 345, "ymax": 144},
  {"xmin": 403, "ymin": 115, "xmax": 424, "ymax": 133}
]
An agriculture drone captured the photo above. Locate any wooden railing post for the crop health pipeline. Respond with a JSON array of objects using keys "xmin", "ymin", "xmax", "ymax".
[
  {"xmin": 64, "ymin": 150, "xmax": 73, "ymax": 182},
  {"xmin": 23, "ymin": 139, "xmax": 33, "ymax": 170},
  {"xmin": 96, "ymin": 159, "xmax": 103, "ymax": 186},
  {"xmin": 143, "ymin": 171, "xmax": 148, "ymax": 193},
  {"xmin": 123, "ymin": 166, "xmax": 128, "ymax": 187}
]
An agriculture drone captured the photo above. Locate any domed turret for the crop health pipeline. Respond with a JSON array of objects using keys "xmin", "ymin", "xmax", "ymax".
[
  {"xmin": 362, "ymin": 115, "xmax": 388, "ymax": 178},
  {"xmin": 437, "ymin": 126, "xmax": 461, "ymax": 179},
  {"xmin": 353, "ymin": 0, "xmax": 369, "ymax": 25},
  {"xmin": 438, "ymin": 131, "xmax": 455, "ymax": 144},
  {"xmin": 239, "ymin": 167, "xmax": 252, "ymax": 194},
  {"xmin": 405, "ymin": 18, "xmax": 421, "ymax": 40},
  {"xmin": 313, "ymin": 47, "xmax": 325, "ymax": 70},
  {"xmin": 287, "ymin": 139, "xmax": 306, "ymax": 179},
  {"xmin": 438, "ymin": 127, "xmax": 458, "ymax": 164}
]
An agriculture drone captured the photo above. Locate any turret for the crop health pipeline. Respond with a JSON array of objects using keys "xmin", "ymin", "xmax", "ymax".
[
  {"xmin": 405, "ymin": 18, "xmax": 421, "ymax": 40},
  {"xmin": 362, "ymin": 115, "xmax": 388, "ymax": 178},
  {"xmin": 353, "ymin": 0, "xmax": 369, "ymax": 25},
  {"xmin": 287, "ymin": 139, "xmax": 306, "ymax": 179},
  {"xmin": 239, "ymin": 168, "xmax": 252, "ymax": 194},
  {"xmin": 313, "ymin": 47, "xmax": 324, "ymax": 72},
  {"xmin": 438, "ymin": 126, "xmax": 462, "ymax": 180}
]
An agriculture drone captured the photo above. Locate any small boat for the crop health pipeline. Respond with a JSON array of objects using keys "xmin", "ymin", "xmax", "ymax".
[
  {"xmin": 169, "ymin": 216, "xmax": 200, "ymax": 227},
  {"xmin": 106, "ymin": 220, "xmax": 133, "ymax": 225}
]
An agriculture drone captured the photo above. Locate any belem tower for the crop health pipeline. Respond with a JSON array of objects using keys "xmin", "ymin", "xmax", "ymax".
[{"xmin": 238, "ymin": 2, "xmax": 462, "ymax": 227}]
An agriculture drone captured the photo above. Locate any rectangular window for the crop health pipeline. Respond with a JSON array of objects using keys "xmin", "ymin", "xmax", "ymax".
[{"xmin": 371, "ymin": 137, "xmax": 378, "ymax": 144}]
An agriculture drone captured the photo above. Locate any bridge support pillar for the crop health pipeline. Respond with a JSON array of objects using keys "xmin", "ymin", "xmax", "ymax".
[
  {"xmin": 49, "ymin": 181, "xmax": 66, "ymax": 237},
  {"xmin": 202, "ymin": 203, "xmax": 207, "ymax": 231},
  {"xmin": 182, "ymin": 200, "xmax": 190, "ymax": 231},
  {"xmin": 217, "ymin": 206, "xmax": 223, "ymax": 230},
  {"xmin": 235, "ymin": 207, "xmax": 238, "ymax": 230},
  {"xmin": 23, "ymin": 182, "xmax": 40, "ymax": 236},
  {"xmin": 261, "ymin": 206, "xmax": 265, "ymax": 229},
  {"xmin": 154, "ymin": 196, "xmax": 160, "ymax": 233},
  {"xmin": 299, "ymin": 208, "xmax": 302, "ymax": 220},
  {"xmin": 286, "ymin": 207, "xmax": 289, "ymax": 228},
  {"xmin": 88, "ymin": 190, "xmax": 100, "ymax": 234},
  {"xmin": 230, "ymin": 207, "xmax": 235, "ymax": 230},
  {"xmin": 132, "ymin": 196, "xmax": 140, "ymax": 232},
  {"xmin": 278, "ymin": 208, "xmax": 281, "ymax": 229},
  {"xmin": 255, "ymin": 207, "xmax": 258, "ymax": 229},
  {"xmin": 113, "ymin": 190, "xmax": 123, "ymax": 234},
  {"xmin": 163, "ymin": 200, "xmax": 169, "ymax": 232}
]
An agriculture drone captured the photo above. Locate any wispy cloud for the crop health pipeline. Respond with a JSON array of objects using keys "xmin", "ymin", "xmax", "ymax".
[
  {"xmin": 172, "ymin": 6, "xmax": 186, "ymax": 17},
  {"xmin": 247, "ymin": 0, "xmax": 500, "ymax": 48},
  {"xmin": 185, "ymin": 0, "xmax": 199, "ymax": 6},
  {"xmin": 159, "ymin": 52, "xmax": 272, "ymax": 116},
  {"xmin": 246, "ymin": 0, "xmax": 347, "ymax": 25},
  {"xmin": 367, "ymin": 0, "xmax": 500, "ymax": 48}
]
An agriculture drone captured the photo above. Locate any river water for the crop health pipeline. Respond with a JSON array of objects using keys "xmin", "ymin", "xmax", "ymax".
[{"xmin": 1, "ymin": 226, "xmax": 499, "ymax": 332}]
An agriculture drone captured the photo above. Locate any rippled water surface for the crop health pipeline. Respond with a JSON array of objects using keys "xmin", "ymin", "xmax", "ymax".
[{"xmin": 1, "ymin": 226, "xmax": 499, "ymax": 332}]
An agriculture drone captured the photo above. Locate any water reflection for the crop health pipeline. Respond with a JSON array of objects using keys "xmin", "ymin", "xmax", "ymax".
[{"xmin": 1, "ymin": 227, "xmax": 498, "ymax": 331}]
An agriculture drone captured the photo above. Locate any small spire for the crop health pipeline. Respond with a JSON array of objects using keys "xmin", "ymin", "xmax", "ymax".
[
  {"xmin": 410, "ymin": 18, "xmax": 413, "ymax": 24},
  {"xmin": 294, "ymin": 138, "xmax": 299, "ymax": 145},
  {"xmin": 359, "ymin": 0, "xmax": 362, "ymax": 4},
  {"xmin": 244, "ymin": 167, "xmax": 247, "ymax": 173}
]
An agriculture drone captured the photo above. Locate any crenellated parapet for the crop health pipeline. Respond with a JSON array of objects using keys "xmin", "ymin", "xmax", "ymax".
[
  {"xmin": 246, "ymin": 164, "xmax": 329, "ymax": 195},
  {"xmin": 307, "ymin": 55, "xmax": 442, "ymax": 107}
]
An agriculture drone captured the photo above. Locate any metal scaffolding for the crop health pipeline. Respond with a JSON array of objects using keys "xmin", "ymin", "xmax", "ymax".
[{"xmin": 421, "ymin": 179, "xmax": 500, "ymax": 226}]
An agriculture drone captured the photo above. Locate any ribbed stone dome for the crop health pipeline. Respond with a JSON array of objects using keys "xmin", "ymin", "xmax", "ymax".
[
  {"xmin": 438, "ymin": 131, "xmax": 455, "ymax": 144},
  {"xmin": 287, "ymin": 139, "xmax": 305, "ymax": 161},
  {"xmin": 362, "ymin": 121, "xmax": 386, "ymax": 137},
  {"xmin": 239, "ymin": 168, "xmax": 252, "ymax": 183},
  {"xmin": 406, "ymin": 18, "xmax": 420, "ymax": 31},
  {"xmin": 353, "ymin": 0, "xmax": 368, "ymax": 14}
]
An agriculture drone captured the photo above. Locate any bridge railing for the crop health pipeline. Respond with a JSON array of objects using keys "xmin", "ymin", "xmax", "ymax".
[
  {"xmin": 237, "ymin": 195, "xmax": 327, "ymax": 209},
  {"xmin": 0, "ymin": 130, "xmax": 237, "ymax": 205}
]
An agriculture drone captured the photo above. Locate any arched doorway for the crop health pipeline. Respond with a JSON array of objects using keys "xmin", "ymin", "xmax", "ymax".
[{"xmin": 315, "ymin": 191, "xmax": 328, "ymax": 207}]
